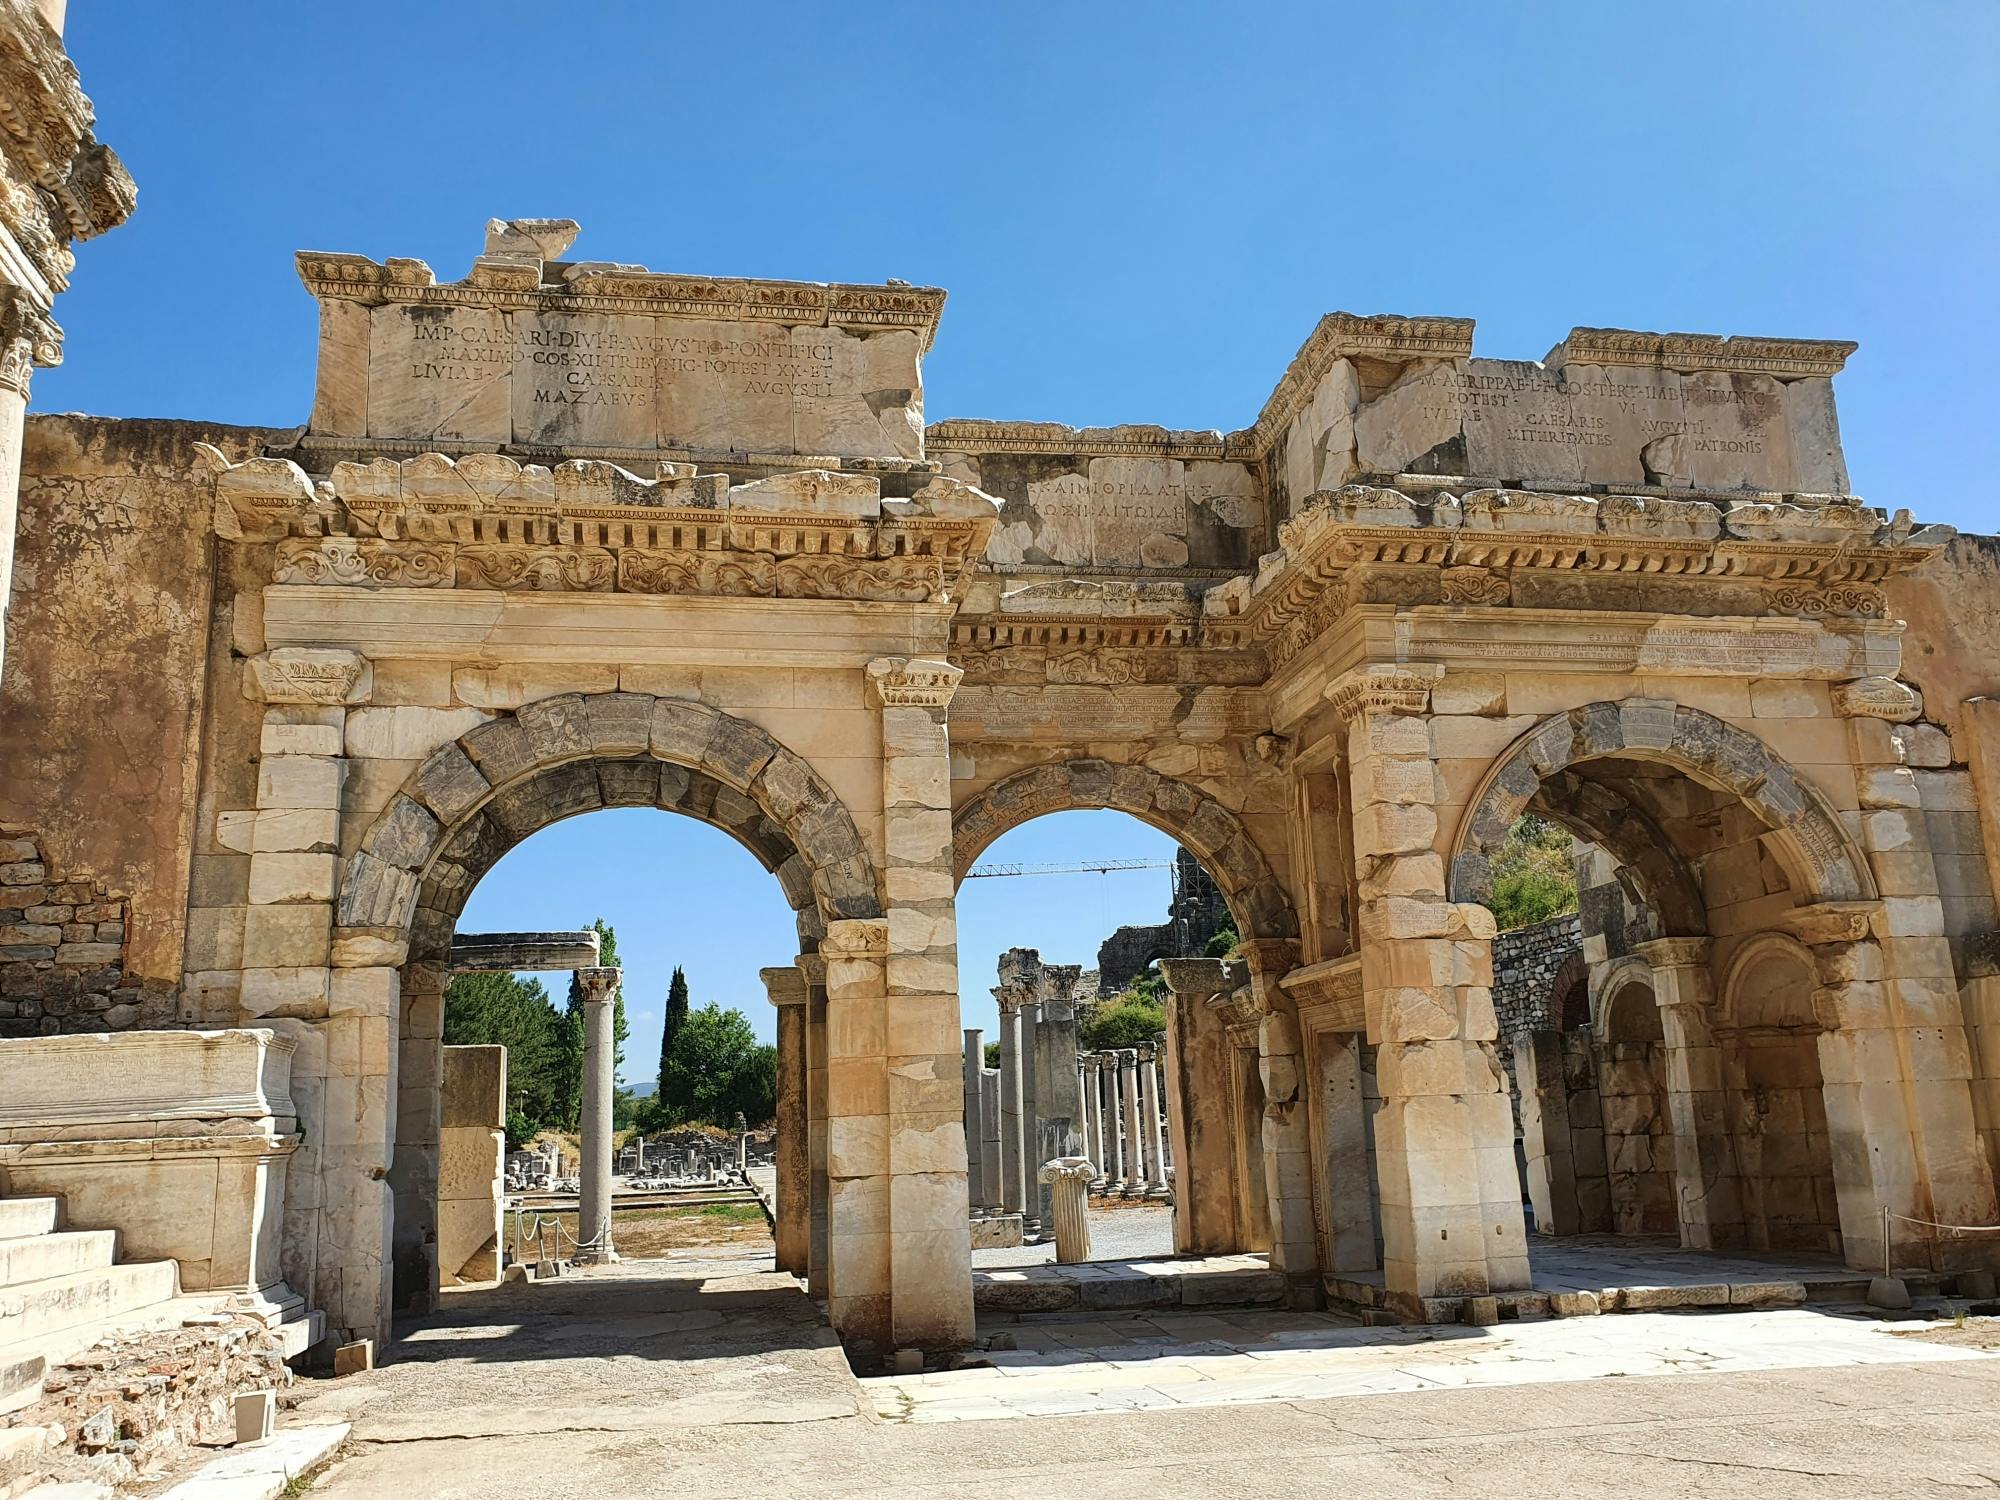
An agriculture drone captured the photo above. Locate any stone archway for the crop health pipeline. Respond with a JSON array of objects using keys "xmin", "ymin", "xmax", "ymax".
[
  {"xmin": 950, "ymin": 759, "xmax": 1298, "ymax": 941},
  {"xmin": 1448, "ymin": 700, "xmax": 1875, "ymax": 911},
  {"xmin": 334, "ymin": 692, "xmax": 883, "ymax": 1313}
]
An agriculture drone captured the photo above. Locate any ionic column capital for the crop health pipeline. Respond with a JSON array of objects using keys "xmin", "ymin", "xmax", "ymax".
[
  {"xmin": 1633, "ymin": 936, "xmax": 1713, "ymax": 973},
  {"xmin": 573, "ymin": 965, "xmax": 622, "ymax": 1004}
]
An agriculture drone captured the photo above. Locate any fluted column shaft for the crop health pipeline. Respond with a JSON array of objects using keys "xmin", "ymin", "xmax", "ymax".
[{"xmin": 997, "ymin": 998, "xmax": 1027, "ymax": 1216}]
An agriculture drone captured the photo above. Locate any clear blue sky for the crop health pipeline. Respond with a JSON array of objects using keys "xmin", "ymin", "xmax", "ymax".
[{"xmin": 34, "ymin": 4, "xmax": 1996, "ymax": 1075}]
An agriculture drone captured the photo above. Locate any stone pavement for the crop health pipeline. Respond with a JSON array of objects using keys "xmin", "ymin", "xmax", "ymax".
[
  {"xmin": 285, "ymin": 1246, "xmax": 2000, "ymax": 1499},
  {"xmin": 869, "ymin": 1304, "xmax": 1997, "ymax": 1421},
  {"xmin": 972, "ymin": 1203, "xmax": 1175, "ymax": 1267}
]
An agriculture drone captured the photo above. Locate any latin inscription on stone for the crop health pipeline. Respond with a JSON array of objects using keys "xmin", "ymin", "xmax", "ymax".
[
  {"xmin": 361, "ymin": 306, "xmax": 921, "ymax": 458},
  {"xmin": 1416, "ymin": 359, "xmax": 1793, "ymax": 491}
]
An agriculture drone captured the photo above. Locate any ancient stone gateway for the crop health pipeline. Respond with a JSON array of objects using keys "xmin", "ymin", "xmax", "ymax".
[{"xmin": 6, "ymin": 218, "xmax": 2000, "ymax": 1350}]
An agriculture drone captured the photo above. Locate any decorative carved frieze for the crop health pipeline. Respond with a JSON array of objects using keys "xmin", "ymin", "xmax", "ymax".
[
  {"xmin": 1831, "ymin": 676, "xmax": 1925, "ymax": 723},
  {"xmin": 866, "ymin": 656, "xmax": 963, "ymax": 710},
  {"xmin": 1323, "ymin": 664, "xmax": 1442, "ymax": 722},
  {"xmin": 1546, "ymin": 328, "xmax": 1856, "ymax": 378},
  {"xmin": 247, "ymin": 647, "xmax": 371, "ymax": 706},
  {"xmin": 202, "ymin": 448, "xmax": 999, "ymax": 607}
]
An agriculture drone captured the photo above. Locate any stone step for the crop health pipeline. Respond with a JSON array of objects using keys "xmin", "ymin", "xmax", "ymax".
[
  {"xmin": 0, "ymin": 1201, "xmax": 59, "ymax": 1243},
  {"xmin": 0, "ymin": 1260, "xmax": 179, "ymax": 1348},
  {"xmin": 0, "ymin": 1232, "xmax": 117, "ymax": 1292},
  {"xmin": 18, "ymin": 1484, "xmax": 111, "ymax": 1500},
  {"xmin": 0, "ymin": 1351, "xmax": 46, "ymax": 1417}
]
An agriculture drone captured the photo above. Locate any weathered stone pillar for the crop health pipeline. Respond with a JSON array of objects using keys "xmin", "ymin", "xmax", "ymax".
[
  {"xmin": 1344, "ymin": 666, "xmax": 1527, "ymax": 1309},
  {"xmin": 1160, "ymin": 959, "xmax": 1243, "ymax": 1253},
  {"xmin": 1242, "ymin": 937, "xmax": 1317, "ymax": 1283},
  {"xmin": 979, "ymin": 1066, "xmax": 1002, "ymax": 1209},
  {"xmin": 1038, "ymin": 1158, "xmax": 1095, "ymax": 1264},
  {"xmin": 1516, "ymin": 1030, "xmax": 1579, "ymax": 1236},
  {"xmin": 962, "ymin": 1027, "xmax": 987, "ymax": 1212},
  {"xmin": 995, "ymin": 982, "xmax": 1029, "ymax": 1218},
  {"xmin": 1079, "ymin": 1055, "xmax": 1103, "ymax": 1188},
  {"xmin": 1633, "ymin": 938, "xmax": 1742, "ymax": 1251},
  {"xmin": 1117, "ymin": 1049, "xmax": 1143, "ymax": 1194},
  {"xmin": 1138, "ymin": 1043, "xmax": 1168, "ymax": 1197},
  {"xmin": 1318, "ymin": 1030, "xmax": 1378, "ymax": 1271},
  {"xmin": 574, "ymin": 966, "xmax": 622, "ymax": 1263},
  {"xmin": 864, "ymin": 657, "xmax": 974, "ymax": 1351},
  {"xmin": 762, "ymin": 966, "xmax": 810, "ymax": 1276},
  {"xmin": 1031, "ymin": 980, "xmax": 1082, "ymax": 1223},
  {"xmin": 799, "ymin": 952, "xmax": 830, "ymax": 1297},
  {"xmin": 1021, "ymin": 1001, "xmax": 1042, "ymax": 1228}
]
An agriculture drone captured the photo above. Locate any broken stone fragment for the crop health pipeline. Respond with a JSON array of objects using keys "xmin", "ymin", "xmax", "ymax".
[{"xmin": 483, "ymin": 217, "xmax": 580, "ymax": 260}]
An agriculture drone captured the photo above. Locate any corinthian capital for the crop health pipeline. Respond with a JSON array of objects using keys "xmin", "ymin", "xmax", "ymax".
[{"xmin": 573, "ymin": 966, "xmax": 622, "ymax": 1003}]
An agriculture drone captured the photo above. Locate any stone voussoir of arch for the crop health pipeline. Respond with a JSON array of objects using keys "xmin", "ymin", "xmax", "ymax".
[
  {"xmin": 1449, "ymin": 697, "xmax": 1874, "ymax": 909},
  {"xmin": 337, "ymin": 691, "xmax": 882, "ymax": 937},
  {"xmin": 952, "ymin": 757, "xmax": 1299, "ymax": 940}
]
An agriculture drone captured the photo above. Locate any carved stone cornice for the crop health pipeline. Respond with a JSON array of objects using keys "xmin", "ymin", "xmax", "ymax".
[
  {"xmin": 1547, "ymin": 328, "xmax": 1856, "ymax": 378},
  {"xmin": 198, "ymin": 446, "xmax": 1000, "ymax": 607},
  {"xmin": 1633, "ymin": 936, "xmax": 1714, "ymax": 972},
  {"xmin": 1199, "ymin": 484, "xmax": 1952, "ymax": 676},
  {"xmin": 1778, "ymin": 902, "xmax": 1881, "ymax": 947},
  {"xmin": 759, "ymin": 967, "xmax": 808, "ymax": 1007},
  {"xmin": 949, "ymin": 576, "xmax": 1266, "ymax": 687},
  {"xmin": 866, "ymin": 656, "xmax": 962, "ymax": 710},
  {"xmin": 926, "ymin": 419, "xmax": 1235, "ymax": 462},
  {"xmin": 1278, "ymin": 955, "xmax": 1364, "ymax": 1032},
  {"xmin": 295, "ymin": 251, "xmax": 946, "ymax": 350},
  {"xmin": 1324, "ymin": 663, "xmax": 1441, "ymax": 723},
  {"xmin": 0, "ymin": 0, "xmax": 134, "ymax": 299}
]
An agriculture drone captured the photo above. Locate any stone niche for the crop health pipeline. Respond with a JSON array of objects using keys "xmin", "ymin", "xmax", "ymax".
[
  {"xmin": 299, "ymin": 219, "xmax": 944, "ymax": 462},
  {"xmin": 1259, "ymin": 316, "xmax": 1856, "ymax": 510},
  {"xmin": 0, "ymin": 1028, "xmax": 299, "ymax": 1295}
]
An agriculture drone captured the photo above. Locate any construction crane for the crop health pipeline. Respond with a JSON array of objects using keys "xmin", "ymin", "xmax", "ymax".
[{"xmin": 963, "ymin": 858, "xmax": 1173, "ymax": 879}]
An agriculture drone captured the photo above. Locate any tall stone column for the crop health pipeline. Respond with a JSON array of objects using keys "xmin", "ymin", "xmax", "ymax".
[
  {"xmin": 962, "ymin": 1028, "xmax": 987, "ymax": 1212},
  {"xmin": 1020, "ymin": 1001, "xmax": 1042, "ymax": 1228},
  {"xmin": 0, "ymin": 302, "xmax": 51, "ymax": 671},
  {"xmin": 1343, "ymin": 666, "xmax": 1528, "ymax": 1309},
  {"xmin": 979, "ymin": 1067, "xmax": 1002, "ymax": 1210},
  {"xmin": 1031, "ymin": 980, "xmax": 1081, "ymax": 1224},
  {"xmin": 1118, "ymin": 1049, "xmax": 1144, "ymax": 1194},
  {"xmin": 1137, "ymin": 1043, "xmax": 1168, "ymax": 1198},
  {"xmin": 574, "ymin": 966, "xmax": 622, "ymax": 1263},
  {"xmin": 1633, "ymin": 938, "xmax": 1742, "ymax": 1250},
  {"xmin": 1104, "ymin": 1048, "xmax": 1127, "ymax": 1189},
  {"xmin": 1085, "ymin": 1055, "xmax": 1108, "ymax": 1188},
  {"xmin": 1241, "ymin": 938, "xmax": 1317, "ymax": 1283},
  {"xmin": 864, "ymin": 658, "xmax": 974, "ymax": 1352},
  {"xmin": 762, "ymin": 966, "xmax": 811, "ymax": 1275},
  {"xmin": 995, "ymin": 982, "xmax": 1029, "ymax": 1218}
]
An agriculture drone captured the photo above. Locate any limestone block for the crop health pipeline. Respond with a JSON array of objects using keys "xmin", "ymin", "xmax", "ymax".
[
  {"xmin": 453, "ymin": 664, "xmax": 620, "ymax": 710},
  {"xmin": 240, "ymin": 966, "xmax": 330, "ymax": 1019},
  {"xmin": 257, "ymin": 755, "xmax": 347, "ymax": 812},
  {"xmin": 344, "ymin": 706, "xmax": 490, "ymax": 761},
  {"xmin": 248, "ymin": 852, "xmax": 338, "ymax": 905},
  {"xmin": 242, "ymin": 904, "xmax": 332, "ymax": 967},
  {"xmin": 1432, "ymin": 673, "xmax": 1507, "ymax": 717},
  {"xmin": 1355, "ymin": 361, "xmax": 1463, "ymax": 475},
  {"xmin": 1353, "ymin": 802, "xmax": 1438, "ymax": 856},
  {"xmin": 330, "ymin": 966, "xmax": 399, "ymax": 1019},
  {"xmin": 413, "ymin": 744, "xmax": 491, "ymax": 825},
  {"xmin": 252, "ymin": 808, "xmax": 341, "ymax": 854},
  {"xmin": 261, "ymin": 722, "xmax": 343, "ymax": 757}
]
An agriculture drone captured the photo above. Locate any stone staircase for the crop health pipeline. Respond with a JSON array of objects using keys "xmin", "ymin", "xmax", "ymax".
[{"xmin": 0, "ymin": 1196, "xmax": 194, "ymax": 1420}]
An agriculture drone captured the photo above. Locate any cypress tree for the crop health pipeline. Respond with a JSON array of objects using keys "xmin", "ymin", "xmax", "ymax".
[{"xmin": 658, "ymin": 965, "xmax": 690, "ymax": 1096}]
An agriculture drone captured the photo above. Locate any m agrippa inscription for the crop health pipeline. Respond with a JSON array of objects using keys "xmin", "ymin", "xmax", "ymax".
[
  {"xmin": 1421, "ymin": 359, "xmax": 1801, "ymax": 492},
  {"xmin": 304, "ymin": 225, "xmax": 939, "ymax": 460}
]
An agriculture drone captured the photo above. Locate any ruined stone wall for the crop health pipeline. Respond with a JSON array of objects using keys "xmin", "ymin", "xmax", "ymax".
[
  {"xmin": 0, "ymin": 825, "xmax": 140, "ymax": 1036},
  {"xmin": 0, "ymin": 416, "xmax": 279, "ymax": 1001},
  {"xmin": 1490, "ymin": 912, "xmax": 1582, "ymax": 1118},
  {"xmin": 1096, "ymin": 848, "xmax": 1231, "ymax": 994}
]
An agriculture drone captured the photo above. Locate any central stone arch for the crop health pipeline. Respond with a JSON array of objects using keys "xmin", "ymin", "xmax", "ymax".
[
  {"xmin": 1447, "ymin": 699, "xmax": 1875, "ymax": 913},
  {"xmin": 950, "ymin": 758, "xmax": 1297, "ymax": 940}
]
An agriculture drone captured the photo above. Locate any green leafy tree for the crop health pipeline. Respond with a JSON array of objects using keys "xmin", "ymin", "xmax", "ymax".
[
  {"xmin": 1486, "ymin": 815, "xmax": 1579, "ymax": 931},
  {"xmin": 1080, "ymin": 992, "xmax": 1168, "ymax": 1050},
  {"xmin": 652, "ymin": 1004, "xmax": 776, "ymax": 1127},
  {"xmin": 983, "ymin": 1039, "xmax": 1000, "ymax": 1069},
  {"xmin": 657, "ymin": 966, "xmax": 690, "ymax": 1100},
  {"xmin": 1204, "ymin": 926, "xmax": 1239, "ymax": 959},
  {"xmin": 443, "ymin": 970, "xmax": 566, "ymax": 1129}
]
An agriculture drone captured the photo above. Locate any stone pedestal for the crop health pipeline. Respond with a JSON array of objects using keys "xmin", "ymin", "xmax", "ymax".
[
  {"xmin": 438, "ymin": 1044, "xmax": 505, "ymax": 1284},
  {"xmin": 762, "ymin": 967, "xmax": 810, "ymax": 1276},
  {"xmin": 574, "ymin": 966, "xmax": 621, "ymax": 1264},
  {"xmin": 1038, "ymin": 1157, "xmax": 1095, "ymax": 1264},
  {"xmin": 0, "ymin": 1029, "xmax": 300, "ymax": 1295}
]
